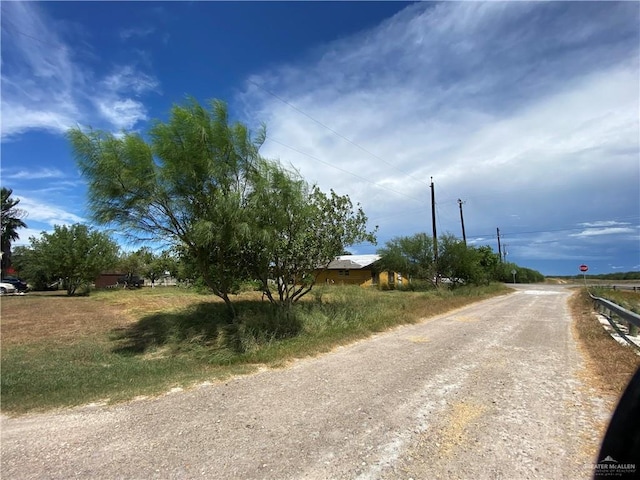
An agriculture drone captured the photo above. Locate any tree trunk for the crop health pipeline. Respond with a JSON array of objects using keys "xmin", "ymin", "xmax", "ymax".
[{"xmin": 221, "ymin": 292, "xmax": 236, "ymax": 319}]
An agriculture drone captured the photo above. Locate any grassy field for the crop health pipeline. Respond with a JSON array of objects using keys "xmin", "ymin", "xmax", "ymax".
[
  {"xmin": 587, "ymin": 286, "xmax": 640, "ymax": 314},
  {"xmin": 1, "ymin": 284, "xmax": 509, "ymax": 414}
]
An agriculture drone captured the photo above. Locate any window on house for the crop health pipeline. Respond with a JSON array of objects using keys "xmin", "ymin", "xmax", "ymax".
[
  {"xmin": 371, "ymin": 272, "xmax": 379, "ymax": 285},
  {"xmin": 338, "ymin": 270, "xmax": 350, "ymax": 276}
]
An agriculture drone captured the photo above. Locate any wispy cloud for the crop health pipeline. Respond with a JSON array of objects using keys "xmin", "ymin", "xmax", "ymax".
[
  {"xmin": 570, "ymin": 227, "xmax": 636, "ymax": 238},
  {"xmin": 579, "ymin": 221, "xmax": 631, "ymax": 228},
  {"xmin": 94, "ymin": 98, "xmax": 147, "ymax": 131},
  {"xmin": 12, "ymin": 227, "xmax": 47, "ymax": 246},
  {"xmin": 101, "ymin": 66, "xmax": 159, "ymax": 95},
  {"xmin": 2, "ymin": 168, "xmax": 66, "ymax": 180},
  {"xmin": 18, "ymin": 196, "xmax": 85, "ymax": 227},
  {"xmin": 119, "ymin": 26, "xmax": 155, "ymax": 41},
  {"xmin": 0, "ymin": 2, "xmax": 159, "ymax": 139},
  {"xmin": 239, "ymin": 2, "xmax": 639, "ymax": 266},
  {"xmin": 93, "ymin": 66, "xmax": 160, "ymax": 130}
]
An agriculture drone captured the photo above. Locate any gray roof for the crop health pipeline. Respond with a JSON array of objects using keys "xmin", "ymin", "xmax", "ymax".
[{"xmin": 325, "ymin": 254, "xmax": 380, "ymax": 270}]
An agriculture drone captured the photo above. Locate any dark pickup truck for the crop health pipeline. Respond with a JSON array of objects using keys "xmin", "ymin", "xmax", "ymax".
[{"xmin": 1, "ymin": 277, "xmax": 29, "ymax": 292}]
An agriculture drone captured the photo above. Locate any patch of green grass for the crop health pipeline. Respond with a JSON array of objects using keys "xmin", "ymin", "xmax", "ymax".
[
  {"xmin": 1, "ymin": 283, "xmax": 509, "ymax": 414},
  {"xmin": 1, "ymin": 338, "xmax": 256, "ymax": 412},
  {"xmin": 590, "ymin": 287, "xmax": 640, "ymax": 314}
]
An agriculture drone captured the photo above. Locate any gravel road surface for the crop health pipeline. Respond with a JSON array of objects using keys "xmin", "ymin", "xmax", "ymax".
[{"xmin": 1, "ymin": 284, "xmax": 613, "ymax": 479}]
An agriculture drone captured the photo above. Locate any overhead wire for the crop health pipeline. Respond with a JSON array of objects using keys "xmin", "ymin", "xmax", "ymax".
[
  {"xmin": 468, "ymin": 218, "xmax": 640, "ymax": 241},
  {"xmin": 343, "ymin": 215, "xmax": 640, "ymax": 252},
  {"xmin": 248, "ymin": 79, "xmax": 431, "ymax": 189},
  {"xmin": 265, "ymin": 136, "xmax": 423, "ymax": 203},
  {"xmin": 2, "ymin": 18, "xmax": 52, "ymax": 46}
]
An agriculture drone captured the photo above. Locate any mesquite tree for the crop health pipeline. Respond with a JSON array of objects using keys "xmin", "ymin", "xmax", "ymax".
[
  {"xmin": 69, "ymin": 99, "xmax": 262, "ymax": 315},
  {"xmin": 25, "ymin": 224, "xmax": 119, "ymax": 295},
  {"xmin": 69, "ymin": 97, "xmax": 376, "ymax": 315},
  {"xmin": 248, "ymin": 160, "xmax": 376, "ymax": 308}
]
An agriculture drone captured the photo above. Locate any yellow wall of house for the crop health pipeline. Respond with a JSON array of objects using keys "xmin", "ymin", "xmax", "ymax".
[
  {"xmin": 315, "ymin": 269, "xmax": 404, "ymax": 288},
  {"xmin": 316, "ymin": 269, "xmax": 372, "ymax": 286}
]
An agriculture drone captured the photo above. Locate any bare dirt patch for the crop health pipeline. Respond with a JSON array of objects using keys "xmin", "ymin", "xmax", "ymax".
[
  {"xmin": 1, "ymin": 292, "xmax": 130, "ymax": 346},
  {"xmin": 0, "ymin": 289, "xmax": 245, "ymax": 346}
]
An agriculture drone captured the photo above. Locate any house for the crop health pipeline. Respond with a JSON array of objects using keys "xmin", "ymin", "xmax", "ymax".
[
  {"xmin": 94, "ymin": 272, "xmax": 124, "ymax": 288},
  {"xmin": 314, "ymin": 254, "xmax": 403, "ymax": 289}
]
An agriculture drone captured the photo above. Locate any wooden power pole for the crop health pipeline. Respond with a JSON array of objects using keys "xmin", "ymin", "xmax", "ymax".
[
  {"xmin": 431, "ymin": 177, "xmax": 438, "ymax": 284},
  {"xmin": 458, "ymin": 199, "xmax": 467, "ymax": 246},
  {"xmin": 497, "ymin": 227, "xmax": 502, "ymax": 262}
]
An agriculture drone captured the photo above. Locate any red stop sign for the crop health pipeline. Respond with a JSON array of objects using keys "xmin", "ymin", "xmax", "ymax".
[{"xmin": 579, "ymin": 264, "xmax": 589, "ymax": 272}]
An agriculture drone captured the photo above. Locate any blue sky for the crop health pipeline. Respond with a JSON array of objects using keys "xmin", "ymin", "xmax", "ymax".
[{"xmin": 1, "ymin": 1, "xmax": 639, "ymax": 276}]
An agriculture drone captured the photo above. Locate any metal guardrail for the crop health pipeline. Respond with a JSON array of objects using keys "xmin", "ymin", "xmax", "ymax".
[
  {"xmin": 590, "ymin": 284, "xmax": 640, "ymax": 292},
  {"xmin": 590, "ymin": 293, "xmax": 640, "ymax": 338}
]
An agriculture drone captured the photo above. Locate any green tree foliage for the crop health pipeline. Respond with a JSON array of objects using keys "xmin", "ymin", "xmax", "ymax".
[
  {"xmin": 495, "ymin": 262, "xmax": 545, "ymax": 283},
  {"xmin": 1, "ymin": 187, "xmax": 27, "ymax": 273},
  {"xmin": 248, "ymin": 161, "xmax": 376, "ymax": 308},
  {"xmin": 69, "ymin": 98, "xmax": 375, "ymax": 314},
  {"xmin": 118, "ymin": 249, "xmax": 147, "ymax": 285},
  {"xmin": 377, "ymin": 231, "xmax": 543, "ymax": 286},
  {"xmin": 11, "ymin": 245, "xmax": 58, "ymax": 290},
  {"xmin": 68, "ymin": 99, "xmax": 262, "ymax": 314},
  {"xmin": 376, "ymin": 233, "xmax": 434, "ymax": 282},
  {"xmin": 144, "ymin": 250, "xmax": 179, "ymax": 287},
  {"xmin": 439, "ymin": 234, "xmax": 510, "ymax": 285},
  {"xmin": 21, "ymin": 224, "xmax": 119, "ymax": 295},
  {"xmin": 119, "ymin": 247, "xmax": 178, "ymax": 287},
  {"xmin": 568, "ymin": 271, "xmax": 640, "ymax": 281},
  {"xmin": 476, "ymin": 245, "xmax": 501, "ymax": 279}
]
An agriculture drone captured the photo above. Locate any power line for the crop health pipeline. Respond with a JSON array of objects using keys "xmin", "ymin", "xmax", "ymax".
[
  {"xmin": 369, "ymin": 207, "xmax": 430, "ymax": 222},
  {"xmin": 2, "ymin": 18, "xmax": 53, "ymax": 46},
  {"xmin": 469, "ymin": 220, "xmax": 640, "ymax": 240},
  {"xmin": 248, "ymin": 79, "xmax": 430, "ymax": 188},
  {"xmin": 265, "ymin": 136, "xmax": 423, "ymax": 203},
  {"xmin": 351, "ymin": 216, "xmax": 640, "ymax": 250}
]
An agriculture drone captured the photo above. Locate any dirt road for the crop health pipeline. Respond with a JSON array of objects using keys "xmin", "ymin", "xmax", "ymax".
[{"xmin": 1, "ymin": 285, "xmax": 613, "ymax": 479}]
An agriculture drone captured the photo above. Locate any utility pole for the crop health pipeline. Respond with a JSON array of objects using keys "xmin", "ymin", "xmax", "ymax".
[
  {"xmin": 458, "ymin": 199, "xmax": 467, "ymax": 246},
  {"xmin": 502, "ymin": 243, "xmax": 508, "ymax": 263},
  {"xmin": 497, "ymin": 227, "xmax": 502, "ymax": 262},
  {"xmin": 430, "ymin": 177, "xmax": 438, "ymax": 285}
]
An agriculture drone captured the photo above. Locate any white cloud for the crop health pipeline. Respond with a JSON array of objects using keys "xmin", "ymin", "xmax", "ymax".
[
  {"xmin": 0, "ymin": 2, "xmax": 159, "ymax": 139},
  {"xmin": 95, "ymin": 98, "xmax": 148, "ymax": 131},
  {"xmin": 238, "ymin": 1, "xmax": 639, "ymax": 268},
  {"xmin": 119, "ymin": 26, "xmax": 155, "ymax": 41},
  {"xmin": 18, "ymin": 196, "xmax": 85, "ymax": 227},
  {"xmin": 579, "ymin": 221, "xmax": 631, "ymax": 228},
  {"xmin": 100, "ymin": 66, "xmax": 159, "ymax": 96},
  {"xmin": 2, "ymin": 168, "xmax": 66, "ymax": 180},
  {"xmin": 12, "ymin": 227, "xmax": 46, "ymax": 246},
  {"xmin": 570, "ymin": 227, "xmax": 636, "ymax": 238}
]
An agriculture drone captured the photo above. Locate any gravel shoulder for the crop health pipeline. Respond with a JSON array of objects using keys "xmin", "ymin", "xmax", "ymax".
[{"xmin": 1, "ymin": 284, "xmax": 614, "ymax": 479}]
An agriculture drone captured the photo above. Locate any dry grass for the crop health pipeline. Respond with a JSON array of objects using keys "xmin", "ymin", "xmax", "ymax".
[
  {"xmin": 570, "ymin": 288, "xmax": 640, "ymax": 396},
  {"xmin": 2, "ymin": 292, "xmax": 129, "ymax": 346},
  {"xmin": 1, "ymin": 284, "xmax": 509, "ymax": 414},
  {"xmin": 0, "ymin": 288, "xmax": 263, "ymax": 347}
]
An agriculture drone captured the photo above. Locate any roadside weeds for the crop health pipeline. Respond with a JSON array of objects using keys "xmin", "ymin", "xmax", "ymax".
[{"xmin": 570, "ymin": 288, "xmax": 640, "ymax": 396}]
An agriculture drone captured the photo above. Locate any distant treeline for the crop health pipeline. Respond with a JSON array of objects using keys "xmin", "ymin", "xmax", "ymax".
[{"xmin": 555, "ymin": 271, "xmax": 640, "ymax": 280}]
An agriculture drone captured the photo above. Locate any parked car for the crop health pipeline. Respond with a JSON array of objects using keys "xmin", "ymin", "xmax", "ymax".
[
  {"xmin": 2, "ymin": 277, "xmax": 29, "ymax": 292},
  {"xmin": 0, "ymin": 282, "xmax": 17, "ymax": 295}
]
